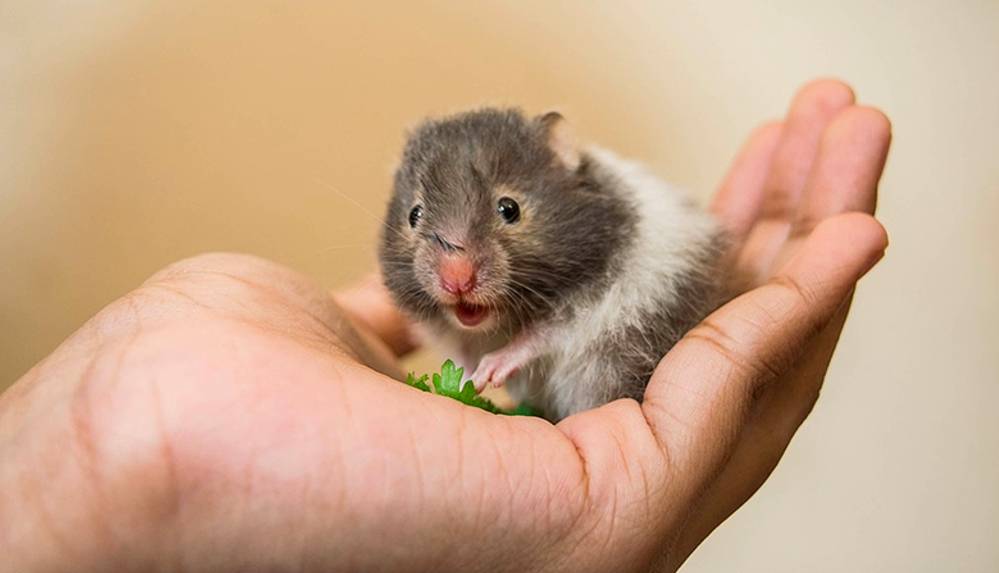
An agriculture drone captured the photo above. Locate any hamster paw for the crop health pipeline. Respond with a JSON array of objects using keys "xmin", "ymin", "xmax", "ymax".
[{"xmin": 471, "ymin": 350, "xmax": 528, "ymax": 392}]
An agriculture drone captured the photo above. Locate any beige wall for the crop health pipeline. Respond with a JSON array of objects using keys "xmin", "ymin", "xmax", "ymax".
[{"xmin": 2, "ymin": 1, "xmax": 997, "ymax": 570}]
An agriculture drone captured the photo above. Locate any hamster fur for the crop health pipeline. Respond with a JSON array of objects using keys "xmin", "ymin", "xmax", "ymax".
[{"xmin": 379, "ymin": 108, "xmax": 725, "ymax": 421}]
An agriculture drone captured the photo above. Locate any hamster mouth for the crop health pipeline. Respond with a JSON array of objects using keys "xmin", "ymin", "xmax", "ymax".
[{"xmin": 454, "ymin": 301, "xmax": 489, "ymax": 327}]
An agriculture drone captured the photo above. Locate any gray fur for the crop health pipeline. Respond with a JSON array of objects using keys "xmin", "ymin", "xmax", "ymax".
[{"xmin": 379, "ymin": 108, "xmax": 725, "ymax": 421}]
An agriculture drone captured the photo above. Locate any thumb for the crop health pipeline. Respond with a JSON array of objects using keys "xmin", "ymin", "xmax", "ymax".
[{"xmin": 642, "ymin": 212, "xmax": 887, "ymax": 494}]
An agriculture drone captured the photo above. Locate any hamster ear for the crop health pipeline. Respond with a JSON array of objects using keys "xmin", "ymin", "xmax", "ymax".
[{"xmin": 537, "ymin": 111, "xmax": 581, "ymax": 171}]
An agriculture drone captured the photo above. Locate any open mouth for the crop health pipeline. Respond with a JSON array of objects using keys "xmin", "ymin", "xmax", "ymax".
[{"xmin": 454, "ymin": 301, "xmax": 489, "ymax": 327}]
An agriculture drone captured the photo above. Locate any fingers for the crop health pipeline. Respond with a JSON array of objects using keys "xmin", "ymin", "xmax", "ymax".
[
  {"xmin": 672, "ymin": 110, "xmax": 892, "ymax": 539},
  {"xmin": 736, "ymin": 80, "xmax": 855, "ymax": 281},
  {"xmin": 760, "ymin": 79, "xmax": 856, "ymax": 221},
  {"xmin": 711, "ymin": 121, "xmax": 783, "ymax": 242},
  {"xmin": 792, "ymin": 106, "xmax": 892, "ymax": 236},
  {"xmin": 333, "ymin": 273, "xmax": 419, "ymax": 357},
  {"xmin": 642, "ymin": 213, "xmax": 887, "ymax": 495}
]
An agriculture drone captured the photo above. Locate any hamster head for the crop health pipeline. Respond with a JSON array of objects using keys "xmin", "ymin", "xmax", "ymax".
[{"xmin": 379, "ymin": 108, "xmax": 634, "ymax": 335}]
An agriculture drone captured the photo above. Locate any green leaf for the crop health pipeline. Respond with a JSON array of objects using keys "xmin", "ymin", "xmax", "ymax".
[
  {"xmin": 433, "ymin": 359, "xmax": 465, "ymax": 394},
  {"xmin": 405, "ymin": 372, "xmax": 431, "ymax": 392},
  {"xmin": 457, "ymin": 380, "xmax": 479, "ymax": 403},
  {"xmin": 405, "ymin": 360, "xmax": 540, "ymax": 417}
]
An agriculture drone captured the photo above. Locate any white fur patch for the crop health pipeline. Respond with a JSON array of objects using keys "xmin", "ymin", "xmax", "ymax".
[{"xmin": 542, "ymin": 147, "xmax": 719, "ymax": 415}]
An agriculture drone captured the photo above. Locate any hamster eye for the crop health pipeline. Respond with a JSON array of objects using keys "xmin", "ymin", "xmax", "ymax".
[
  {"xmin": 408, "ymin": 205, "xmax": 423, "ymax": 228},
  {"xmin": 497, "ymin": 197, "xmax": 520, "ymax": 224}
]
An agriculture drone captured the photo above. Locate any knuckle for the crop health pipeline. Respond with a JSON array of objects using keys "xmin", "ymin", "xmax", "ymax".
[
  {"xmin": 768, "ymin": 273, "xmax": 818, "ymax": 309},
  {"xmin": 764, "ymin": 274, "xmax": 828, "ymax": 347},
  {"xmin": 685, "ymin": 317, "xmax": 783, "ymax": 386},
  {"xmin": 760, "ymin": 192, "xmax": 795, "ymax": 221},
  {"xmin": 791, "ymin": 214, "xmax": 822, "ymax": 238}
]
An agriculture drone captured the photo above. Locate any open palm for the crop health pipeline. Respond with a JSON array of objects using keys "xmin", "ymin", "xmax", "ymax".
[{"xmin": 0, "ymin": 80, "xmax": 890, "ymax": 572}]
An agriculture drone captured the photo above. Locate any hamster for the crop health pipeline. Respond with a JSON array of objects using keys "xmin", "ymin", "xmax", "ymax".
[{"xmin": 379, "ymin": 108, "xmax": 726, "ymax": 421}]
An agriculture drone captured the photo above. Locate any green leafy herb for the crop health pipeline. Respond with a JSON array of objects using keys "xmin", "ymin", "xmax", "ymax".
[
  {"xmin": 406, "ymin": 372, "xmax": 431, "ymax": 393},
  {"xmin": 405, "ymin": 359, "xmax": 540, "ymax": 417}
]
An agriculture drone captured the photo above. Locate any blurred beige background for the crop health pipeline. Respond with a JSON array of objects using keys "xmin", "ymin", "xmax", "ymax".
[{"xmin": 2, "ymin": 1, "xmax": 997, "ymax": 570}]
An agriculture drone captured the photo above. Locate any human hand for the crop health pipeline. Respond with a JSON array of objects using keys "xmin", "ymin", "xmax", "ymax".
[{"xmin": 0, "ymin": 79, "xmax": 889, "ymax": 572}]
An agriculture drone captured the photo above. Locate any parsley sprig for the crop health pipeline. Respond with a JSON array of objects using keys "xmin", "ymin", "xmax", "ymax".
[{"xmin": 405, "ymin": 360, "xmax": 539, "ymax": 417}]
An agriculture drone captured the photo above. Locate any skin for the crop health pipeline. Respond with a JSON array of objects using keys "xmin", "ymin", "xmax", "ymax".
[{"xmin": 0, "ymin": 79, "xmax": 890, "ymax": 572}]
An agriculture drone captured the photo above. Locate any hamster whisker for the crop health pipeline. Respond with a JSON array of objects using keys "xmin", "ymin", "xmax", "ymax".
[
  {"xmin": 503, "ymin": 276, "xmax": 556, "ymax": 310},
  {"xmin": 310, "ymin": 177, "xmax": 416, "ymax": 246},
  {"xmin": 312, "ymin": 243, "xmax": 378, "ymax": 255}
]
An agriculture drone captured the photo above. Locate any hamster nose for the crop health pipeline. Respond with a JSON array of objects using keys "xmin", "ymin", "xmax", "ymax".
[{"xmin": 439, "ymin": 255, "xmax": 478, "ymax": 296}]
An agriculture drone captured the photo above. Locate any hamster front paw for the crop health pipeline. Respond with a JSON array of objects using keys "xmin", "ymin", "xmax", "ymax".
[{"xmin": 471, "ymin": 345, "xmax": 535, "ymax": 392}]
